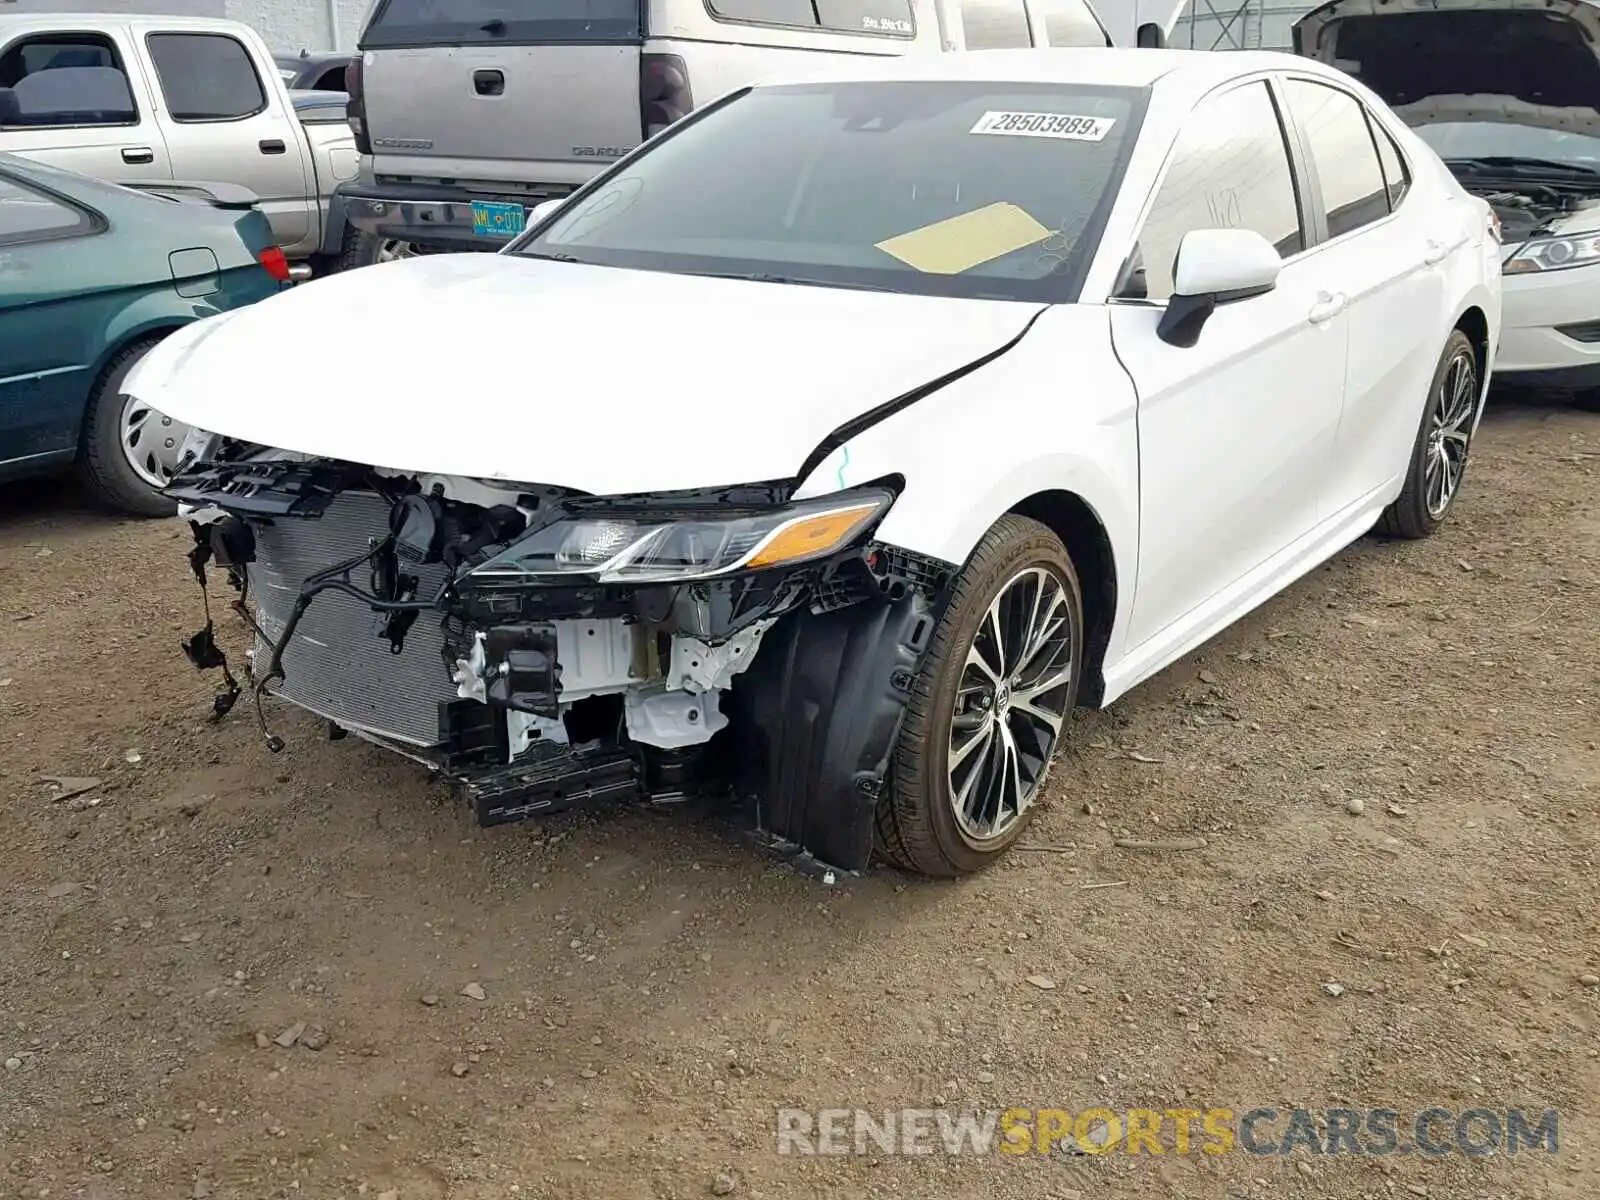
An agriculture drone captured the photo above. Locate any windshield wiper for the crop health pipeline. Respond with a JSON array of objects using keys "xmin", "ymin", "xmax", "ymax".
[
  {"xmin": 515, "ymin": 250, "xmax": 584, "ymax": 263},
  {"xmin": 678, "ymin": 269, "xmax": 904, "ymax": 294},
  {"xmin": 1445, "ymin": 155, "xmax": 1600, "ymax": 180}
]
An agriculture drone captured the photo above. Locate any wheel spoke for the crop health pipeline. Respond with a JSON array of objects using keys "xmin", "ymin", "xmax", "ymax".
[
  {"xmin": 949, "ymin": 713, "xmax": 994, "ymax": 773},
  {"xmin": 976, "ymin": 600, "xmax": 1007, "ymax": 681},
  {"xmin": 1011, "ymin": 668, "xmax": 1071, "ymax": 740},
  {"xmin": 964, "ymin": 725, "xmax": 1007, "ymax": 831},
  {"xmin": 1016, "ymin": 587, "xmax": 1068, "ymax": 681},
  {"xmin": 996, "ymin": 721, "xmax": 1024, "ymax": 826}
]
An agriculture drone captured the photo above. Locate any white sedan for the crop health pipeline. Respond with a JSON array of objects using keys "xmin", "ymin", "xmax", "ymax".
[
  {"xmin": 1293, "ymin": 0, "xmax": 1600, "ymax": 410},
  {"xmin": 125, "ymin": 49, "xmax": 1502, "ymax": 878}
]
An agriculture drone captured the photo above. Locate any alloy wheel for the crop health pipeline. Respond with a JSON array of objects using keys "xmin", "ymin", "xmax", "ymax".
[
  {"xmin": 948, "ymin": 565, "xmax": 1075, "ymax": 842},
  {"xmin": 1425, "ymin": 349, "xmax": 1477, "ymax": 518},
  {"xmin": 376, "ymin": 239, "xmax": 418, "ymax": 262}
]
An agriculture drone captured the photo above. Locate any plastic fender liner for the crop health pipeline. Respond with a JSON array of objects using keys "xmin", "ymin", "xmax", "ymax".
[{"xmin": 726, "ymin": 590, "xmax": 935, "ymax": 873}]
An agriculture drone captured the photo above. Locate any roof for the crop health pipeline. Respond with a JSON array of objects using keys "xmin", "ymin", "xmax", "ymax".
[
  {"xmin": 0, "ymin": 11, "xmax": 259, "ymax": 33},
  {"xmin": 273, "ymin": 49, "xmax": 356, "ymax": 63},
  {"xmin": 753, "ymin": 47, "xmax": 1330, "ymax": 92}
]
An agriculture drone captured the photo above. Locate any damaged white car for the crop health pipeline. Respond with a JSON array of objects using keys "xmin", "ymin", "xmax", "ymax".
[
  {"xmin": 1295, "ymin": 0, "xmax": 1600, "ymax": 409},
  {"xmin": 126, "ymin": 50, "xmax": 1501, "ymax": 877}
]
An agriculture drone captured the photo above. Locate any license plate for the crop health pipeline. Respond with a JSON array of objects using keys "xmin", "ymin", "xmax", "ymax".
[{"xmin": 471, "ymin": 201, "xmax": 525, "ymax": 238}]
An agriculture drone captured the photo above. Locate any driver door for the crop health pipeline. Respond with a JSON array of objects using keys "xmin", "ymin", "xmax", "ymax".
[{"xmin": 1108, "ymin": 78, "xmax": 1349, "ymax": 652}]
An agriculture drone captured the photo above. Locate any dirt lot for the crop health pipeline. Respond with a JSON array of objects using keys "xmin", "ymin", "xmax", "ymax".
[{"xmin": 1, "ymin": 395, "xmax": 1596, "ymax": 1200}]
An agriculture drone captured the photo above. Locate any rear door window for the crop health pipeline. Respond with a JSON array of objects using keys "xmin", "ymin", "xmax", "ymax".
[
  {"xmin": 146, "ymin": 33, "xmax": 266, "ymax": 122},
  {"xmin": 961, "ymin": 0, "xmax": 1033, "ymax": 48},
  {"xmin": 0, "ymin": 33, "xmax": 139, "ymax": 128},
  {"xmin": 362, "ymin": 0, "xmax": 643, "ymax": 46},
  {"xmin": 1282, "ymin": 78, "xmax": 1390, "ymax": 238}
]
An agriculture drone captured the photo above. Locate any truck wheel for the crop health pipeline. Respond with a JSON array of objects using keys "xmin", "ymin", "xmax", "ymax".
[
  {"xmin": 78, "ymin": 337, "xmax": 184, "ymax": 518},
  {"xmin": 336, "ymin": 225, "xmax": 418, "ymax": 270},
  {"xmin": 875, "ymin": 515, "xmax": 1084, "ymax": 877}
]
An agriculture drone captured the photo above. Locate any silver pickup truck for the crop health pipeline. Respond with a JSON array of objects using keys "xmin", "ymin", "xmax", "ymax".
[{"xmin": 0, "ymin": 13, "xmax": 360, "ymax": 275}]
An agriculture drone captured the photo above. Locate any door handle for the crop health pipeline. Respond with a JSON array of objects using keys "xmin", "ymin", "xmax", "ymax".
[
  {"xmin": 1307, "ymin": 291, "xmax": 1348, "ymax": 324},
  {"xmin": 1423, "ymin": 237, "xmax": 1449, "ymax": 265},
  {"xmin": 121, "ymin": 146, "xmax": 154, "ymax": 164},
  {"xmin": 473, "ymin": 68, "xmax": 505, "ymax": 96},
  {"xmin": 259, "ymin": 138, "xmax": 286, "ymax": 155}
]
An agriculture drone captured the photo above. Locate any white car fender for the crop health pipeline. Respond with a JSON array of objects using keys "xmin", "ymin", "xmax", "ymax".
[{"xmin": 792, "ymin": 304, "xmax": 1142, "ymax": 667}]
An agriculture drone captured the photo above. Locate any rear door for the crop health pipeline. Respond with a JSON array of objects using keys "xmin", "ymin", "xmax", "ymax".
[
  {"xmin": 357, "ymin": 0, "xmax": 646, "ymax": 187},
  {"xmin": 0, "ymin": 24, "xmax": 174, "ymax": 182},
  {"xmin": 139, "ymin": 26, "xmax": 317, "ymax": 253},
  {"xmin": 1277, "ymin": 76, "xmax": 1450, "ymax": 511},
  {"xmin": 0, "ymin": 169, "xmax": 107, "ymax": 468}
]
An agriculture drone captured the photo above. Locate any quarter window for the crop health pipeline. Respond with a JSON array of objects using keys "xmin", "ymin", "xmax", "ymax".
[
  {"xmin": 1030, "ymin": 0, "xmax": 1108, "ymax": 46},
  {"xmin": 1370, "ymin": 115, "xmax": 1410, "ymax": 208},
  {"xmin": 961, "ymin": 0, "xmax": 1033, "ymax": 48},
  {"xmin": 146, "ymin": 33, "xmax": 266, "ymax": 122},
  {"xmin": 0, "ymin": 34, "xmax": 138, "ymax": 128},
  {"xmin": 0, "ymin": 174, "xmax": 93, "ymax": 244},
  {"xmin": 1283, "ymin": 79, "xmax": 1389, "ymax": 238},
  {"xmin": 1127, "ymin": 81, "xmax": 1304, "ymax": 302}
]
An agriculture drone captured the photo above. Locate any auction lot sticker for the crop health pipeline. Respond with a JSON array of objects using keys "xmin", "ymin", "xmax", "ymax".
[{"xmin": 970, "ymin": 111, "xmax": 1115, "ymax": 141}]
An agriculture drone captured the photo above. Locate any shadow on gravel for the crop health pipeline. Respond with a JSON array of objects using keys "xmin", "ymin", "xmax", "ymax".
[{"xmin": 0, "ymin": 473, "xmax": 133, "ymax": 538}]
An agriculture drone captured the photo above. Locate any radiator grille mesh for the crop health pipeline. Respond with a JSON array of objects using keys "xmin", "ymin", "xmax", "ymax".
[{"xmin": 249, "ymin": 492, "xmax": 460, "ymax": 747}]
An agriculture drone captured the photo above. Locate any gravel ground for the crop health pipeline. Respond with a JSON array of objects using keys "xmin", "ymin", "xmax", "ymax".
[{"xmin": 0, "ymin": 394, "xmax": 1596, "ymax": 1200}]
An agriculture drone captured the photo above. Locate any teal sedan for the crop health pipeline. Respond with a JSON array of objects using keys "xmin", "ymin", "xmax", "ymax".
[{"xmin": 0, "ymin": 153, "xmax": 289, "ymax": 516}]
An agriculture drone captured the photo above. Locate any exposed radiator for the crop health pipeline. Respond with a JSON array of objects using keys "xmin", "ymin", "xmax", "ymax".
[{"xmin": 249, "ymin": 491, "xmax": 459, "ymax": 747}]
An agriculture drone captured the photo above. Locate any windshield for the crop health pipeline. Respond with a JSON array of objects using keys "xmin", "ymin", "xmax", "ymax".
[
  {"xmin": 510, "ymin": 80, "xmax": 1147, "ymax": 303},
  {"xmin": 1416, "ymin": 122, "xmax": 1600, "ymax": 175},
  {"xmin": 361, "ymin": 0, "xmax": 642, "ymax": 47}
]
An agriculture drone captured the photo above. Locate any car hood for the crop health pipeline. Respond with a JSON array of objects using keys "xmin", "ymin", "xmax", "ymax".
[
  {"xmin": 1292, "ymin": 0, "xmax": 1600, "ymax": 135},
  {"xmin": 126, "ymin": 253, "xmax": 1045, "ymax": 495}
]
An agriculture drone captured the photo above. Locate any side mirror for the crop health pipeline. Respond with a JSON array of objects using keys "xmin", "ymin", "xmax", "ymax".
[
  {"xmin": 528, "ymin": 197, "xmax": 566, "ymax": 226},
  {"xmin": 1157, "ymin": 228, "xmax": 1282, "ymax": 348}
]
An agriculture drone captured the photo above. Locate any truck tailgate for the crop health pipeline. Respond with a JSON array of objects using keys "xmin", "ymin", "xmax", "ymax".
[{"xmin": 361, "ymin": 44, "xmax": 644, "ymax": 179}]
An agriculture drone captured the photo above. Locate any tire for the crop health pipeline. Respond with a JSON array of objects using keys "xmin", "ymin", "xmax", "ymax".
[
  {"xmin": 876, "ymin": 515, "xmax": 1085, "ymax": 877},
  {"xmin": 78, "ymin": 337, "xmax": 182, "ymax": 519},
  {"xmin": 336, "ymin": 225, "xmax": 418, "ymax": 271},
  {"xmin": 1374, "ymin": 329, "xmax": 1479, "ymax": 540}
]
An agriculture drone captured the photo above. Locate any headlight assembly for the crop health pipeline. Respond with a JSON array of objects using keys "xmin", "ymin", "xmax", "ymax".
[
  {"xmin": 1503, "ymin": 229, "xmax": 1600, "ymax": 275},
  {"xmin": 471, "ymin": 488, "xmax": 894, "ymax": 584}
]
